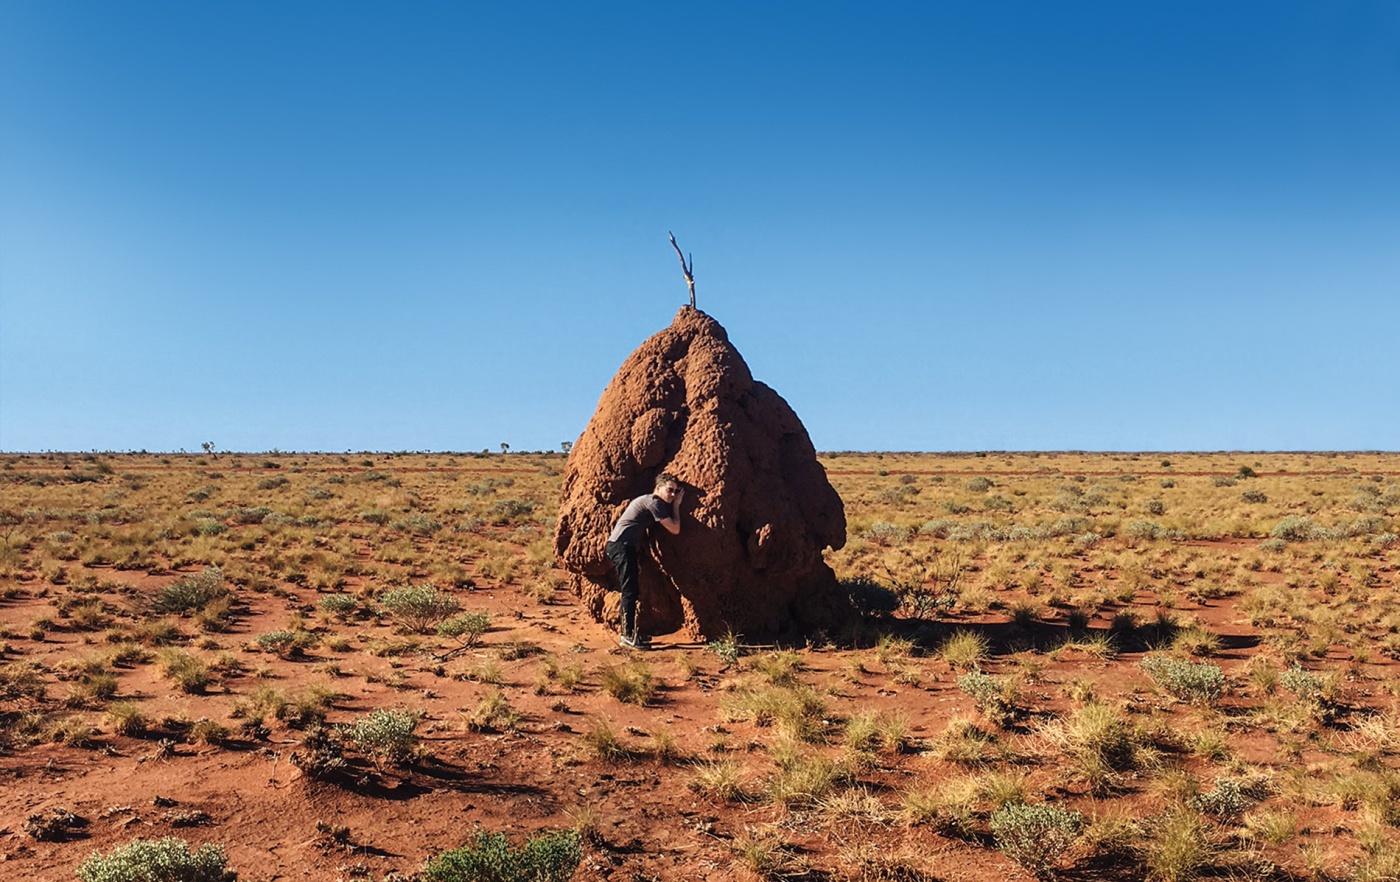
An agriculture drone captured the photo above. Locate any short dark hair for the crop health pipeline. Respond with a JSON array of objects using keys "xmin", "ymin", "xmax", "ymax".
[{"xmin": 654, "ymin": 472, "xmax": 680, "ymax": 492}]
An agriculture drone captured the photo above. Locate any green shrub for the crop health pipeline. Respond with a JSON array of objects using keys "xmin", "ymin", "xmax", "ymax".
[
  {"xmin": 392, "ymin": 513, "xmax": 443, "ymax": 535},
  {"xmin": 1270, "ymin": 516, "xmax": 1318, "ymax": 542},
  {"xmin": 77, "ymin": 837, "xmax": 235, "ymax": 882},
  {"xmin": 1124, "ymin": 520, "xmax": 1163, "ymax": 541},
  {"xmin": 989, "ymin": 802, "xmax": 1082, "ymax": 879},
  {"xmin": 1279, "ymin": 665, "xmax": 1325, "ymax": 702},
  {"xmin": 380, "ymin": 585, "xmax": 461, "ymax": 633},
  {"xmin": 707, "ymin": 631, "xmax": 743, "ymax": 666},
  {"xmin": 153, "ymin": 566, "xmax": 227, "ymax": 614},
  {"xmin": 958, "ymin": 669, "xmax": 1019, "ymax": 727},
  {"xmin": 1189, "ymin": 778, "xmax": 1252, "ymax": 822},
  {"xmin": 420, "ymin": 829, "xmax": 581, "ymax": 882},
  {"xmin": 317, "ymin": 594, "xmax": 358, "ymax": 616},
  {"xmin": 438, "ymin": 612, "xmax": 490, "ymax": 646},
  {"xmin": 1140, "ymin": 655, "xmax": 1225, "ymax": 705},
  {"xmin": 340, "ymin": 708, "xmax": 419, "ymax": 768}
]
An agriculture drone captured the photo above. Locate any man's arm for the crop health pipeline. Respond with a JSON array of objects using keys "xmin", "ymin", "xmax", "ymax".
[{"xmin": 657, "ymin": 488, "xmax": 684, "ymax": 535}]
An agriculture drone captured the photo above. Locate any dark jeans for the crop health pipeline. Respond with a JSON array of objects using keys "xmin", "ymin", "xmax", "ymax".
[{"xmin": 605, "ymin": 539, "xmax": 639, "ymax": 636}]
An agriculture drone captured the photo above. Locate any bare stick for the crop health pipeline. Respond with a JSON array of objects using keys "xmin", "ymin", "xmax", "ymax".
[{"xmin": 668, "ymin": 231, "xmax": 696, "ymax": 309}]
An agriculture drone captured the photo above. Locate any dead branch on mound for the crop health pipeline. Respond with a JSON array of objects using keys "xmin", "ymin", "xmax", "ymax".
[{"xmin": 669, "ymin": 231, "xmax": 696, "ymax": 308}]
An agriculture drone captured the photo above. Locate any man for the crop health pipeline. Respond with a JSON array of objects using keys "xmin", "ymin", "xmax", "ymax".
[{"xmin": 605, "ymin": 472, "xmax": 684, "ymax": 649}]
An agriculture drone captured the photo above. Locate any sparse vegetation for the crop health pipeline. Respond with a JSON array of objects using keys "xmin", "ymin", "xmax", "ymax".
[
  {"xmin": 1, "ymin": 451, "xmax": 1397, "ymax": 881},
  {"xmin": 77, "ymin": 837, "xmax": 235, "ymax": 882},
  {"xmin": 419, "ymin": 828, "xmax": 581, "ymax": 882}
]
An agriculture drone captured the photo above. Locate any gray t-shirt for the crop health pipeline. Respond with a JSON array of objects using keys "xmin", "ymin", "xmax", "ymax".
[{"xmin": 607, "ymin": 494, "xmax": 673, "ymax": 548}]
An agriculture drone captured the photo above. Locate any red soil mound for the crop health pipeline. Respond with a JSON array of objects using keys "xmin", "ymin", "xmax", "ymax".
[{"xmin": 553, "ymin": 306, "xmax": 849, "ymax": 640}]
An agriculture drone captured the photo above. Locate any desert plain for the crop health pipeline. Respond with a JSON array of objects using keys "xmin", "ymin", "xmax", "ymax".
[{"xmin": 2, "ymin": 450, "xmax": 1399, "ymax": 881}]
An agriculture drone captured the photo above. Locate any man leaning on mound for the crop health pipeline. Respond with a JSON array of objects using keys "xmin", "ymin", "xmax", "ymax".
[{"xmin": 605, "ymin": 472, "xmax": 684, "ymax": 649}]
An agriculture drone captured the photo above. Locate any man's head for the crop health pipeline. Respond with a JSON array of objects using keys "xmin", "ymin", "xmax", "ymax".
[{"xmin": 654, "ymin": 472, "xmax": 681, "ymax": 502}]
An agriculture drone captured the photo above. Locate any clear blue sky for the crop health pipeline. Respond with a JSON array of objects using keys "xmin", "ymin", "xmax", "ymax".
[{"xmin": 2, "ymin": 2, "xmax": 1397, "ymax": 453}]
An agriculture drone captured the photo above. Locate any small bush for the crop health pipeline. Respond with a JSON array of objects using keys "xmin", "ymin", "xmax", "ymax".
[
  {"xmin": 420, "ymin": 829, "xmax": 581, "ymax": 882},
  {"xmin": 188, "ymin": 718, "xmax": 229, "ymax": 746},
  {"xmin": 1140, "ymin": 655, "xmax": 1225, "ymax": 705},
  {"xmin": 340, "ymin": 708, "xmax": 419, "ymax": 768},
  {"xmin": 380, "ymin": 584, "xmax": 461, "ymax": 633},
  {"xmin": 707, "ymin": 631, "xmax": 743, "ymax": 666},
  {"xmin": 229, "ymin": 506, "xmax": 272, "ymax": 525},
  {"xmin": 1189, "ymin": 778, "xmax": 1252, "ymax": 822},
  {"xmin": 1125, "ymin": 520, "xmax": 1164, "ymax": 541},
  {"xmin": 392, "ymin": 513, "xmax": 443, "ymax": 535},
  {"xmin": 582, "ymin": 716, "xmax": 629, "ymax": 761},
  {"xmin": 1279, "ymin": 664, "xmax": 1325, "ymax": 702},
  {"xmin": 753, "ymin": 650, "xmax": 805, "ymax": 687},
  {"xmin": 958, "ymin": 669, "xmax": 1020, "ymax": 728},
  {"xmin": 317, "ymin": 594, "xmax": 358, "ymax": 616},
  {"xmin": 765, "ymin": 750, "xmax": 841, "ymax": 806},
  {"xmin": 1270, "ymin": 516, "xmax": 1318, "ymax": 542},
  {"xmin": 438, "ymin": 612, "xmax": 490, "ymax": 647},
  {"xmin": 989, "ymin": 802, "xmax": 1083, "ymax": 879},
  {"xmin": 153, "ymin": 566, "xmax": 227, "ymax": 614},
  {"xmin": 77, "ymin": 837, "xmax": 235, "ymax": 882}
]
